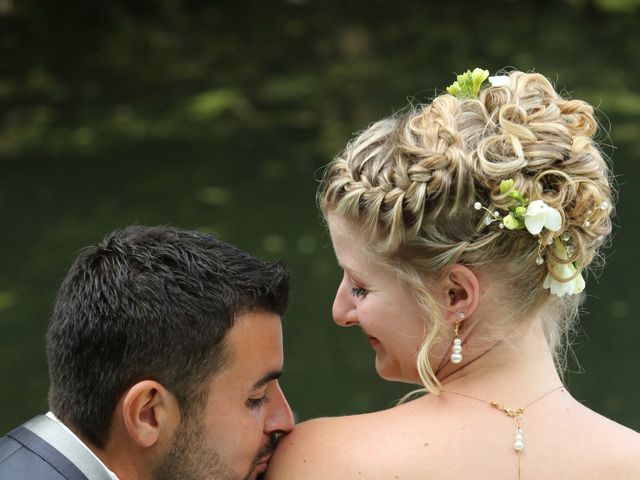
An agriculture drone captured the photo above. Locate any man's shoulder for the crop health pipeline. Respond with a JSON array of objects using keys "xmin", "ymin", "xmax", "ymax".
[
  {"xmin": 0, "ymin": 432, "xmax": 23, "ymax": 463},
  {"xmin": 0, "ymin": 429, "xmax": 68, "ymax": 479}
]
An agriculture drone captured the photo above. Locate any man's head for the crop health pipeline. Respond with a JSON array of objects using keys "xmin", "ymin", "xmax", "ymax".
[{"xmin": 46, "ymin": 225, "xmax": 294, "ymax": 479}]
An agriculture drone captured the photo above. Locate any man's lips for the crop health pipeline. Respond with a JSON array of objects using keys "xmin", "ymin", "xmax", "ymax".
[{"xmin": 254, "ymin": 455, "xmax": 272, "ymax": 474}]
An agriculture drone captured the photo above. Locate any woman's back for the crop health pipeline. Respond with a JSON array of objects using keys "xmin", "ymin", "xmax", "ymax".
[{"xmin": 268, "ymin": 393, "xmax": 640, "ymax": 479}]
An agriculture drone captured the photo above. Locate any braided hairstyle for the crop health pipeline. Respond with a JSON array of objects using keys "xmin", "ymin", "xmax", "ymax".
[{"xmin": 319, "ymin": 71, "xmax": 613, "ymax": 393}]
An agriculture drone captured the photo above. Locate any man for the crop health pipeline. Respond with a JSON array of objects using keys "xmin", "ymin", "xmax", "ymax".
[{"xmin": 0, "ymin": 225, "xmax": 294, "ymax": 479}]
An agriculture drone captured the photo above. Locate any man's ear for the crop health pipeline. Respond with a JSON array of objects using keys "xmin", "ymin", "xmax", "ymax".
[
  {"xmin": 121, "ymin": 380, "xmax": 180, "ymax": 448},
  {"xmin": 441, "ymin": 264, "xmax": 480, "ymax": 324}
]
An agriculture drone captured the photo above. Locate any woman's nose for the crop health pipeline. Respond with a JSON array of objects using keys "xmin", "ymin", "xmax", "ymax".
[{"xmin": 332, "ymin": 276, "xmax": 358, "ymax": 327}]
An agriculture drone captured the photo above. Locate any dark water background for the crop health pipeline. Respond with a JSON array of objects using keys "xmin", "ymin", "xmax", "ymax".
[{"xmin": 1, "ymin": 0, "xmax": 639, "ymax": 432}]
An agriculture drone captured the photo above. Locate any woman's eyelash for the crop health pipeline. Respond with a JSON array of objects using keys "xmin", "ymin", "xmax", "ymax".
[{"xmin": 351, "ymin": 287, "xmax": 369, "ymax": 298}]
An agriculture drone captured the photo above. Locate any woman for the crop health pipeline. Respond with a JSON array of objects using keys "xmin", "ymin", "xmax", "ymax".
[{"xmin": 266, "ymin": 69, "xmax": 640, "ymax": 479}]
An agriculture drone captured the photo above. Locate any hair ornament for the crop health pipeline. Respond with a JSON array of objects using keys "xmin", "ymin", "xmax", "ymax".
[
  {"xmin": 543, "ymin": 238, "xmax": 585, "ymax": 297},
  {"xmin": 474, "ymin": 179, "xmax": 584, "ymax": 297},
  {"xmin": 446, "ymin": 68, "xmax": 510, "ymax": 99},
  {"xmin": 474, "ymin": 179, "xmax": 562, "ymax": 235},
  {"xmin": 488, "ymin": 75, "xmax": 510, "ymax": 87},
  {"xmin": 446, "ymin": 68, "xmax": 490, "ymax": 99}
]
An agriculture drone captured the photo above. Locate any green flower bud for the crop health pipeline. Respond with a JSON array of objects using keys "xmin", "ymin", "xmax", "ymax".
[
  {"xmin": 503, "ymin": 214, "xmax": 520, "ymax": 230},
  {"xmin": 471, "ymin": 68, "xmax": 490, "ymax": 97},
  {"xmin": 446, "ymin": 83, "xmax": 463, "ymax": 96},
  {"xmin": 500, "ymin": 179, "xmax": 515, "ymax": 194},
  {"xmin": 515, "ymin": 206, "xmax": 527, "ymax": 217}
]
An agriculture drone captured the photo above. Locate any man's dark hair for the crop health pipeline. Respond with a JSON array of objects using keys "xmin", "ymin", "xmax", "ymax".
[{"xmin": 46, "ymin": 225, "xmax": 289, "ymax": 449}]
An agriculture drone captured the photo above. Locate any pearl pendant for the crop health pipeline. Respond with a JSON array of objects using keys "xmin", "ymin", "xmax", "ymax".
[
  {"xmin": 450, "ymin": 338, "xmax": 462, "ymax": 364},
  {"xmin": 514, "ymin": 427, "xmax": 524, "ymax": 452}
]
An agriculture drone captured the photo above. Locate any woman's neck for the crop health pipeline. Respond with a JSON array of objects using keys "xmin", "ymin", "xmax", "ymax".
[{"xmin": 437, "ymin": 319, "xmax": 564, "ymax": 406}]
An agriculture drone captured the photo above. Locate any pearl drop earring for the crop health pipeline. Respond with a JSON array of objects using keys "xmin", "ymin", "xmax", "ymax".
[{"xmin": 450, "ymin": 312, "xmax": 464, "ymax": 364}]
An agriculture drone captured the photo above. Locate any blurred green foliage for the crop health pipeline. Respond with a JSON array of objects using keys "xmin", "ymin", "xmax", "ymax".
[{"xmin": 1, "ymin": 0, "xmax": 639, "ymax": 433}]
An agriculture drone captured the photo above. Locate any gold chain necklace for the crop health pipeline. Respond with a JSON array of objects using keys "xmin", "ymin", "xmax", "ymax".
[{"xmin": 442, "ymin": 385, "xmax": 565, "ymax": 480}]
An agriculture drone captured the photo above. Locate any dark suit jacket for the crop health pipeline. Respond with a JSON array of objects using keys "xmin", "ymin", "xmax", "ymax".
[{"xmin": 0, "ymin": 415, "xmax": 114, "ymax": 480}]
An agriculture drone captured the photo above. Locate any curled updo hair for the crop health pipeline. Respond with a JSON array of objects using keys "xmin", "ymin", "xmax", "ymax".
[{"xmin": 319, "ymin": 70, "xmax": 614, "ymax": 393}]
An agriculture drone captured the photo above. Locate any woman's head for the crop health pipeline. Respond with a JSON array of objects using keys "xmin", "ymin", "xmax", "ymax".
[{"xmin": 320, "ymin": 70, "xmax": 613, "ymax": 392}]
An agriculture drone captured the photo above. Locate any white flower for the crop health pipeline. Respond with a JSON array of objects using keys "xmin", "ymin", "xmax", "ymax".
[
  {"xmin": 543, "ymin": 265, "xmax": 585, "ymax": 297},
  {"xmin": 543, "ymin": 238, "xmax": 585, "ymax": 297},
  {"xmin": 489, "ymin": 75, "xmax": 510, "ymax": 87},
  {"xmin": 523, "ymin": 200, "xmax": 562, "ymax": 235}
]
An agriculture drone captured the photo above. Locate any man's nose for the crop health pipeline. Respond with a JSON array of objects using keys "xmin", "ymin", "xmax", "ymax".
[
  {"xmin": 265, "ymin": 384, "xmax": 295, "ymax": 435},
  {"xmin": 332, "ymin": 277, "xmax": 358, "ymax": 327}
]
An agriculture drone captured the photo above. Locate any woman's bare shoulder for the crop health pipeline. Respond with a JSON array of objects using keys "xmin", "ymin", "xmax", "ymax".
[
  {"xmin": 265, "ymin": 410, "xmax": 399, "ymax": 480},
  {"xmin": 569, "ymin": 401, "xmax": 640, "ymax": 477}
]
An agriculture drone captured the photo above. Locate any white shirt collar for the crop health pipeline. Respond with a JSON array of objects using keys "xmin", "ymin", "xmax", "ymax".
[{"xmin": 45, "ymin": 412, "xmax": 120, "ymax": 480}]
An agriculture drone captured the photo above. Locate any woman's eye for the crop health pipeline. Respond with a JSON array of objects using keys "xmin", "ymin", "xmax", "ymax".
[
  {"xmin": 351, "ymin": 287, "xmax": 369, "ymax": 298},
  {"xmin": 246, "ymin": 395, "xmax": 268, "ymax": 409}
]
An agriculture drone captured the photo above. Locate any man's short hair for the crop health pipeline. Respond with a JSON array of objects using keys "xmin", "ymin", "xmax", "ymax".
[{"xmin": 46, "ymin": 225, "xmax": 289, "ymax": 448}]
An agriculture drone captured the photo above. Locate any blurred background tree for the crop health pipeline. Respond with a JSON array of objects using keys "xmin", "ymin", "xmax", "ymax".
[{"xmin": 1, "ymin": 0, "xmax": 639, "ymax": 432}]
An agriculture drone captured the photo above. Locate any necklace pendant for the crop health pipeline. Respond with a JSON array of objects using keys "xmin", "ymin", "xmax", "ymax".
[{"xmin": 514, "ymin": 427, "xmax": 524, "ymax": 452}]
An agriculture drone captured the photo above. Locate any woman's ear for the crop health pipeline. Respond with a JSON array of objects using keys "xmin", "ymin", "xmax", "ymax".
[
  {"xmin": 121, "ymin": 380, "xmax": 180, "ymax": 448},
  {"xmin": 442, "ymin": 264, "xmax": 480, "ymax": 323}
]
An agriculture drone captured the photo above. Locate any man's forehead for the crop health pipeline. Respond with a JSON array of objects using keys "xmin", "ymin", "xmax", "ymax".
[{"xmin": 214, "ymin": 310, "xmax": 284, "ymax": 385}]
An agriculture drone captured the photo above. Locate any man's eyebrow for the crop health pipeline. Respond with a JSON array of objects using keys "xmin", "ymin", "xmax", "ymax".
[{"xmin": 251, "ymin": 369, "xmax": 283, "ymax": 390}]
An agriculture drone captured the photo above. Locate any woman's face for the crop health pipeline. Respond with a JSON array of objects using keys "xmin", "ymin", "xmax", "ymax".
[{"xmin": 327, "ymin": 212, "xmax": 428, "ymax": 384}]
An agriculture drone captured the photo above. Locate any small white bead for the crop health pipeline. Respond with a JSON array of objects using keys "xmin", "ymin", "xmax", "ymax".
[
  {"xmin": 562, "ymin": 233, "xmax": 570, "ymax": 241},
  {"xmin": 452, "ymin": 345, "xmax": 462, "ymax": 354},
  {"xmin": 451, "ymin": 352, "xmax": 462, "ymax": 364},
  {"xmin": 494, "ymin": 211, "xmax": 500, "ymax": 218},
  {"xmin": 600, "ymin": 201, "xmax": 609, "ymax": 210},
  {"xmin": 453, "ymin": 338, "xmax": 462, "ymax": 346},
  {"xmin": 514, "ymin": 440, "xmax": 524, "ymax": 452},
  {"xmin": 474, "ymin": 202, "xmax": 482, "ymax": 210},
  {"xmin": 457, "ymin": 312, "xmax": 465, "ymax": 319},
  {"xmin": 584, "ymin": 220, "xmax": 591, "ymax": 227},
  {"xmin": 586, "ymin": 209, "xmax": 593, "ymax": 216},
  {"xmin": 535, "ymin": 256, "xmax": 544, "ymax": 266},
  {"xmin": 499, "ymin": 222, "xmax": 505, "ymax": 229},
  {"xmin": 484, "ymin": 216, "xmax": 492, "ymax": 225}
]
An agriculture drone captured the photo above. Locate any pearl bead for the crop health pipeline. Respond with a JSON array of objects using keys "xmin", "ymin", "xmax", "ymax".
[
  {"xmin": 600, "ymin": 201, "xmax": 609, "ymax": 210},
  {"xmin": 452, "ymin": 344, "xmax": 462, "ymax": 354},
  {"xmin": 483, "ymin": 216, "xmax": 492, "ymax": 225},
  {"xmin": 562, "ymin": 233, "xmax": 570, "ymax": 241},
  {"xmin": 514, "ymin": 440, "xmax": 524, "ymax": 452},
  {"xmin": 453, "ymin": 338, "xmax": 462, "ymax": 346},
  {"xmin": 451, "ymin": 352, "xmax": 462, "ymax": 363},
  {"xmin": 535, "ymin": 256, "xmax": 544, "ymax": 266},
  {"xmin": 474, "ymin": 202, "xmax": 482, "ymax": 210},
  {"xmin": 584, "ymin": 220, "xmax": 591, "ymax": 227}
]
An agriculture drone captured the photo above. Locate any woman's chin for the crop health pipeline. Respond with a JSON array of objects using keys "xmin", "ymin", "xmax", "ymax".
[{"xmin": 375, "ymin": 358, "xmax": 421, "ymax": 384}]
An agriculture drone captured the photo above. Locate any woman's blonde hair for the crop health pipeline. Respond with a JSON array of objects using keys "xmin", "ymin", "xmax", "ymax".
[{"xmin": 319, "ymin": 70, "xmax": 614, "ymax": 393}]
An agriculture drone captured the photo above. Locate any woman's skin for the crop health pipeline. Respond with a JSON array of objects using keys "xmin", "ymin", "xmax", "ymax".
[{"xmin": 265, "ymin": 213, "xmax": 640, "ymax": 480}]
